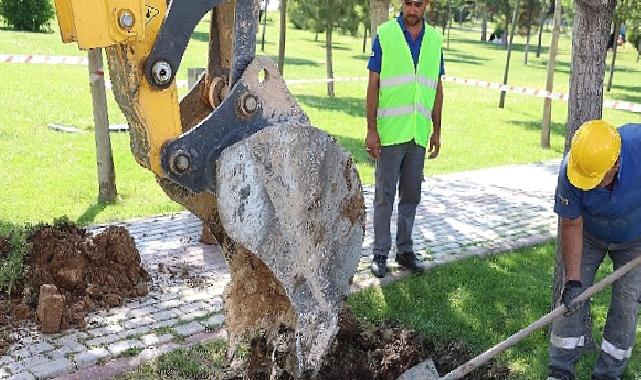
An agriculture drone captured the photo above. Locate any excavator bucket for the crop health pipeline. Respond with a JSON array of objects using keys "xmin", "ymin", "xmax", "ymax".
[{"xmin": 51, "ymin": 0, "xmax": 365, "ymax": 377}]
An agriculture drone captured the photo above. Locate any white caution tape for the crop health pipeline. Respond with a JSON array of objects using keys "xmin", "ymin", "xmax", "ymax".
[
  {"xmin": 2, "ymin": 54, "xmax": 640, "ymax": 113},
  {"xmin": 0, "ymin": 54, "xmax": 88, "ymax": 65}
]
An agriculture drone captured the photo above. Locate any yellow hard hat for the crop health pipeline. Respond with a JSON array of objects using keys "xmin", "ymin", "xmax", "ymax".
[{"xmin": 567, "ymin": 120, "xmax": 621, "ymax": 190}]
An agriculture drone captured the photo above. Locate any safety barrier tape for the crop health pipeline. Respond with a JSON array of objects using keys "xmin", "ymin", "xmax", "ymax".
[
  {"xmin": 0, "ymin": 54, "xmax": 88, "ymax": 65},
  {"xmin": 2, "ymin": 54, "xmax": 640, "ymax": 113}
]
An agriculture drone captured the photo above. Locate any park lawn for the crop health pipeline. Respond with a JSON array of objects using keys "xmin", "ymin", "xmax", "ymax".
[
  {"xmin": 113, "ymin": 243, "xmax": 641, "ymax": 380},
  {"xmin": 0, "ymin": 13, "xmax": 639, "ymax": 225},
  {"xmin": 348, "ymin": 243, "xmax": 641, "ymax": 379}
]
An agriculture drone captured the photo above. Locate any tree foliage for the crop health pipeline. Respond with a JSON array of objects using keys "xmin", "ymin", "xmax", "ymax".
[
  {"xmin": 287, "ymin": 0, "xmax": 369, "ymax": 36},
  {"xmin": 0, "ymin": 0, "xmax": 54, "ymax": 32}
]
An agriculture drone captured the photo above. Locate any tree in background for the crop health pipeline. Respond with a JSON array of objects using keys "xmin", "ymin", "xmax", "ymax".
[
  {"xmin": 278, "ymin": 0, "xmax": 287, "ymax": 75},
  {"xmin": 519, "ymin": 0, "xmax": 543, "ymax": 64},
  {"xmin": 0, "ymin": 0, "xmax": 53, "ymax": 32},
  {"xmin": 326, "ymin": 0, "xmax": 335, "ymax": 98},
  {"xmin": 288, "ymin": 0, "xmax": 369, "ymax": 37},
  {"xmin": 370, "ymin": 0, "xmax": 391, "ymax": 40},
  {"xmin": 607, "ymin": 0, "xmax": 641, "ymax": 90}
]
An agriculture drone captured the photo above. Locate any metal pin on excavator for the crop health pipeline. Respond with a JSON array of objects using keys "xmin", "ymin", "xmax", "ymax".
[{"xmin": 52, "ymin": 0, "xmax": 365, "ymax": 377}]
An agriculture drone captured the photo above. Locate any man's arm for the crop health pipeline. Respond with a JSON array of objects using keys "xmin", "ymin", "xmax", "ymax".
[
  {"xmin": 428, "ymin": 77, "xmax": 443, "ymax": 159},
  {"xmin": 560, "ymin": 216, "xmax": 583, "ymax": 281},
  {"xmin": 366, "ymin": 71, "xmax": 381, "ymax": 159}
]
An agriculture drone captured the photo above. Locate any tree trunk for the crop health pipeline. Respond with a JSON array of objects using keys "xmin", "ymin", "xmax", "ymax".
[
  {"xmin": 88, "ymin": 48, "xmax": 117, "ymax": 203},
  {"xmin": 481, "ymin": 10, "xmax": 488, "ymax": 42},
  {"xmin": 541, "ymin": 0, "xmax": 561, "ymax": 148},
  {"xmin": 503, "ymin": 6, "xmax": 511, "ymax": 47},
  {"xmin": 555, "ymin": 0, "xmax": 617, "ymax": 351},
  {"xmin": 363, "ymin": 26, "xmax": 369, "ymax": 53},
  {"xmin": 261, "ymin": 0, "xmax": 269, "ymax": 51},
  {"xmin": 278, "ymin": 0, "xmax": 287, "ymax": 75},
  {"xmin": 524, "ymin": 1, "xmax": 534, "ymax": 65},
  {"xmin": 326, "ymin": 0, "xmax": 335, "ymax": 98},
  {"xmin": 498, "ymin": 0, "xmax": 521, "ymax": 108},
  {"xmin": 370, "ymin": 0, "xmax": 390, "ymax": 42},
  {"xmin": 607, "ymin": 18, "xmax": 621, "ymax": 92},
  {"xmin": 447, "ymin": 0, "xmax": 453, "ymax": 49},
  {"xmin": 536, "ymin": 0, "xmax": 547, "ymax": 58}
]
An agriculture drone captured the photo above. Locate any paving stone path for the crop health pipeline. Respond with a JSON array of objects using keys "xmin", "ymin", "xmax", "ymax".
[{"xmin": 1, "ymin": 160, "xmax": 560, "ymax": 380}]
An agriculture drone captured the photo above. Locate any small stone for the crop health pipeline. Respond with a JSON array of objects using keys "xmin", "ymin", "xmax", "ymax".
[{"xmin": 36, "ymin": 284, "xmax": 65, "ymax": 333}]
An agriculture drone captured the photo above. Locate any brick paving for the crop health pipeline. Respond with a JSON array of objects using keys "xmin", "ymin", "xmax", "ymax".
[{"xmin": 0, "ymin": 161, "xmax": 560, "ymax": 379}]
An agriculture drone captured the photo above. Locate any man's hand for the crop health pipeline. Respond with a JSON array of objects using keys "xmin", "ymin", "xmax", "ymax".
[
  {"xmin": 561, "ymin": 280, "xmax": 583, "ymax": 315},
  {"xmin": 428, "ymin": 131, "xmax": 441, "ymax": 159},
  {"xmin": 366, "ymin": 129, "xmax": 381, "ymax": 159}
]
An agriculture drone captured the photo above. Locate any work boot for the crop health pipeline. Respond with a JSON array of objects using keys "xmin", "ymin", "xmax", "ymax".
[
  {"xmin": 395, "ymin": 251, "xmax": 421, "ymax": 272},
  {"xmin": 371, "ymin": 254, "xmax": 388, "ymax": 278},
  {"xmin": 547, "ymin": 367, "xmax": 574, "ymax": 380}
]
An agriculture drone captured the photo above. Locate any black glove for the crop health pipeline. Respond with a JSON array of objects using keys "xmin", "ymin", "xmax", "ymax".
[{"xmin": 561, "ymin": 280, "xmax": 583, "ymax": 315}]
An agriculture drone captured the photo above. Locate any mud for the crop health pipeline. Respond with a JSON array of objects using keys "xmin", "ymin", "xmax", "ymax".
[
  {"xmin": 0, "ymin": 222, "xmax": 149, "ymax": 338},
  {"xmin": 224, "ymin": 307, "xmax": 510, "ymax": 380}
]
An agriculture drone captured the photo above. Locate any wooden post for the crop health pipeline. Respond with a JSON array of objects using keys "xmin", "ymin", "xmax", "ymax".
[
  {"xmin": 326, "ymin": 0, "xmax": 335, "ymax": 98},
  {"xmin": 536, "ymin": 0, "xmax": 547, "ymax": 58},
  {"xmin": 447, "ymin": 0, "xmax": 452, "ymax": 49},
  {"xmin": 261, "ymin": 0, "xmax": 269, "ymax": 51},
  {"xmin": 278, "ymin": 0, "xmax": 287, "ymax": 75},
  {"xmin": 498, "ymin": 0, "xmax": 521, "ymax": 109},
  {"xmin": 88, "ymin": 48, "xmax": 117, "ymax": 203},
  {"xmin": 541, "ymin": 0, "xmax": 561, "ymax": 149},
  {"xmin": 606, "ymin": 19, "xmax": 621, "ymax": 92}
]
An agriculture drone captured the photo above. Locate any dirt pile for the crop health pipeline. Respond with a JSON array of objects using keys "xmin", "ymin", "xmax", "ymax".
[
  {"xmin": 224, "ymin": 307, "xmax": 510, "ymax": 380},
  {"xmin": 8, "ymin": 222, "xmax": 149, "ymax": 332}
]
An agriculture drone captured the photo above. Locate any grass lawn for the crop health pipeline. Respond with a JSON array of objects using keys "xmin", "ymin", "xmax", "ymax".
[
  {"xmin": 114, "ymin": 243, "xmax": 641, "ymax": 379},
  {"xmin": 0, "ymin": 13, "xmax": 639, "ymax": 226}
]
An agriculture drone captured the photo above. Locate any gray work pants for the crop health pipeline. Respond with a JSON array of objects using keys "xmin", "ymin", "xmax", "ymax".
[
  {"xmin": 372, "ymin": 140, "xmax": 425, "ymax": 257},
  {"xmin": 549, "ymin": 233, "xmax": 641, "ymax": 379}
]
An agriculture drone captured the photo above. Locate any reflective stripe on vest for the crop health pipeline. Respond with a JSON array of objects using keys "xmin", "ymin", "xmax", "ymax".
[
  {"xmin": 377, "ymin": 104, "xmax": 432, "ymax": 121},
  {"xmin": 377, "ymin": 19, "xmax": 442, "ymax": 147},
  {"xmin": 380, "ymin": 75, "xmax": 439, "ymax": 90}
]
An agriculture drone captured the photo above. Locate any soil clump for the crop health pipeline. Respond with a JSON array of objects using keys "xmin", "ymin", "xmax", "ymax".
[
  {"xmin": 224, "ymin": 307, "xmax": 510, "ymax": 380},
  {"xmin": 0, "ymin": 222, "xmax": 149, "ymax": 352}
]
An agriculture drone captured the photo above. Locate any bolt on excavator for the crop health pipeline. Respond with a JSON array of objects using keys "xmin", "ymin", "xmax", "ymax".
[{"xmin": 51, "ymin": 0, "xmax": 365, "ymax": 377}]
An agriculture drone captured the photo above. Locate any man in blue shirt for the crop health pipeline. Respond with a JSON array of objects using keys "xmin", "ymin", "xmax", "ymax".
[
  {"xmin": 548, "ymin": 120, "xmax": 641, "ymax": 380},
  {"xmin": 366, "ymin": 0, "xmax": 445, "ymax": 278},
  {"xmin": 367, "ymin": 12, "xmax": 445, "ymax": 79}
]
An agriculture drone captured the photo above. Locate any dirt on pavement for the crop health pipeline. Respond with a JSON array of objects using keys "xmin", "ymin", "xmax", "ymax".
[{"xmin": 0, "ymin": 221, "xmax": 150, "ymax": 351}]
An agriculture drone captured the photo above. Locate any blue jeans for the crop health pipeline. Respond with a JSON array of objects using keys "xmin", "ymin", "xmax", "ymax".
[{"xmin": 549, "ymin": 233, "xmax": 641, "ymax": 379}]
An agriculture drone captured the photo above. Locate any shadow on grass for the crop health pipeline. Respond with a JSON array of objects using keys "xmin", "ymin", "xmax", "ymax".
[
  {"xmin": 76, "ymin": 201, "xmax": 109, "ymax": 226},
  {"xmin": 302, "ymin": 38, "xmax": 353, "ymax": 51},
  {"xmin": 607, "ymin": 83, "xmax": 641, "ymax": 104},
  {"xmin": 443, "ymin": 51, "xmax": 489, "ymax": 65},
  {"xmin": 447, "ymin": 34, "xmax": 552, "ymax": 57},
  {"xmin": 296, "ymin": 94, "xmax": 365, "ymax": 118},
  {"xmin": 511, "ymin": 120, "xmax": 566, "ymax": 153},
  {"xmin": 349, "ymin": 245, "xmax": 556, "ymax": 378},
  {"xmin": 266, "ymin": 56, "xmax": 321, "ymax": 67}
]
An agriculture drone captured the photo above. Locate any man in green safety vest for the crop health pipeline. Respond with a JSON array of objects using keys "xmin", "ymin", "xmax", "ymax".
[{"xmin": 366, "ymin": 0, "xmax": 444, "ymax": 278}]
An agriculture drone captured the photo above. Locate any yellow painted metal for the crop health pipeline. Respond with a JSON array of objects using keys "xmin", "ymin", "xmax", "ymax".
[
  {"xmin": 53, "ymin": 0, "xmax": 77, "ymax": 43},
  {"xmin": 53, "ymin": 0, "xmax": 146, "ymax": 49},
  {"xmin": 54, "ymin": 0, "xmax": 183, "ymax": 177},
  {"xmin": 131, "ymin": 0, "xmax": 183, "ymax": 176}
]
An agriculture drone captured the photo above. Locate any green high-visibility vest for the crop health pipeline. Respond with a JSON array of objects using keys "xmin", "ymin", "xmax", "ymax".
[{"xmin": 377, "ymin": 20, "xmax": 442, "ymax": 147}]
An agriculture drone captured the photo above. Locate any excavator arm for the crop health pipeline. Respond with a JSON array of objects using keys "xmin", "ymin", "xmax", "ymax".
[{"xmin": 53, "ymin": 0, "xmax": 365, "ymax": 378}]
